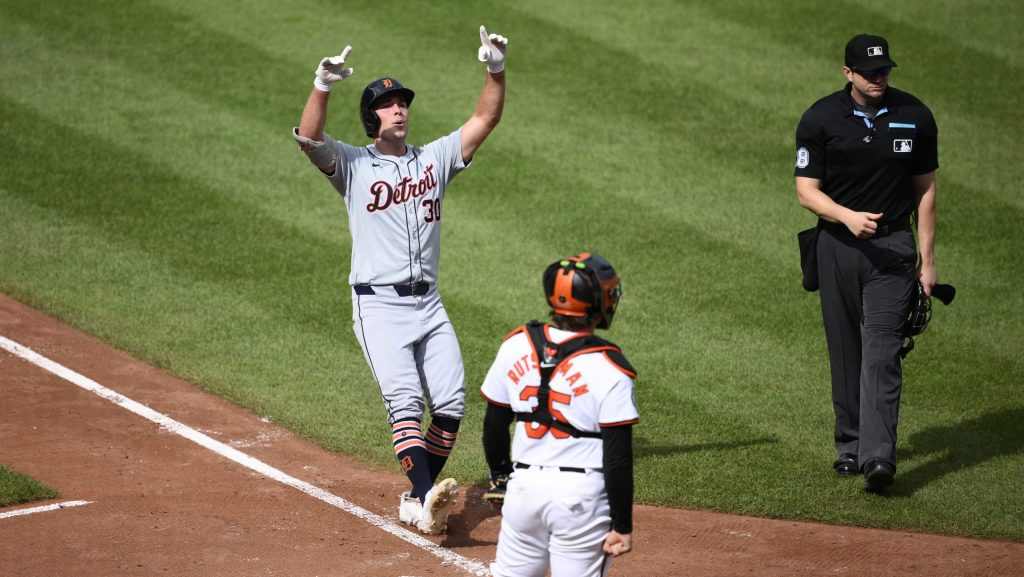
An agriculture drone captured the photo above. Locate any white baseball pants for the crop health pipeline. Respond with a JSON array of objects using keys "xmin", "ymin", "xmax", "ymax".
[{"xmin": 490, "ymin": 466, "xmax": 612, "ymax": 577}]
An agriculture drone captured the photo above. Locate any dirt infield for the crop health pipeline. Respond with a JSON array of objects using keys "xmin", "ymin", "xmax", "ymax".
[{"xmin": 1, "ymin": 293, "xmax": 1020, "ymax": 577}]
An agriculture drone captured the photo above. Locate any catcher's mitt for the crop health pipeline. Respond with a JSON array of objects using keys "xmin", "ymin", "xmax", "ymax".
[{"xmin": 483, "ymin": 474, "xmax": 508, "ymax": 509}]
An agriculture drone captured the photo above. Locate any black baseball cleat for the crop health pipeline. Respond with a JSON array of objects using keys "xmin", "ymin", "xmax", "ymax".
[
  {"xmin": 833, "ymin": 453, "xmax": 859, "ymax": 477},
  {"xmin": 862, "ymin": 460, "xmax": 895, "ymax": 492}
]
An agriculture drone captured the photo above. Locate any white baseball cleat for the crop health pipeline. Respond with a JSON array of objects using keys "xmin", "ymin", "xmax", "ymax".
[
  {"xmin": 398, "ymin": 491, "xmax": 423, "ymax": 527},
  {"xmin": 418, "ymin": 478, "xmax": 458, "ymax": 535}
]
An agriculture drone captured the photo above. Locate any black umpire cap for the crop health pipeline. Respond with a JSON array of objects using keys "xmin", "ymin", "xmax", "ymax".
[{"xmin": 845, "ymin": 34, "xmax": 898, "ymax": 71}]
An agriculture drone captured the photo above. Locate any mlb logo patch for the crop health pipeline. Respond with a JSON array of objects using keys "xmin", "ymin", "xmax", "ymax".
[
  {"xmin": 894, "ymin": 139, "xmax": 913, "ymax": 152},
  {"xmin": 868, "ymin": 46, "xmax": 884, "ymax": 56}
]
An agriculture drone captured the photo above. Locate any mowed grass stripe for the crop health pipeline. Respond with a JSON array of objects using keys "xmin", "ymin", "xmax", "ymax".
[
  {"xmin": 514, "ymin": 0, "xmax": 1024, "ymax": 211},
  {"xmin": 0, "ymin": 99, "xmax": 341, "ymax": 322},
  {"xmin": 0, "ymin": 5, "xmax": 353, "ymax": 238},
  {"xmin": 0, "ymin": 186, "xmax": 399, "ymax": 461},
  {"xmin": 0, "ymin": 0, "xmax": 308, "ymax": 127},
  {"xmin": 856, "ymin": 0, "xmax": 1023, "ymax": 66}
]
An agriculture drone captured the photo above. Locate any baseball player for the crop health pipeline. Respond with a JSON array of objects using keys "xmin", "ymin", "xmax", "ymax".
[
  {"xmin": 292, "ymin": 26, "xmax": 508, "ymax": 534},
  {"xmin": 480, "ymin": 253, "xmax": 638, "ymax": 577}
]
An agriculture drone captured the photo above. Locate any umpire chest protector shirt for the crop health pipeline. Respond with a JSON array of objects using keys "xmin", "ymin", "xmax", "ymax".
[{"xmin": 795, "ymin": 83, "xmax": 938, "ymax": 222}]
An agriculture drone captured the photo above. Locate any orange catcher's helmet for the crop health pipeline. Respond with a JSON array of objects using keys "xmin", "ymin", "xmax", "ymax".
[{"xmin": 542, "ymin": 253, "xmax": 622, "ymax": 329}]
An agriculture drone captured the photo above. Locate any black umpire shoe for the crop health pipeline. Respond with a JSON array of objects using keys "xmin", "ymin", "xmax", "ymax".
[
  {"xmin": 863, "ymin": 459, "xmax": 896, "ymax": 492},
  {"xmin": 833, "ymin": 453, "xmax": 859, "ymax": 477}
]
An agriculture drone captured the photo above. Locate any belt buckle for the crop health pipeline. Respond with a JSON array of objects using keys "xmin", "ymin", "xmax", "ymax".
[{"xmin": 399, "ymin": 282, "xmax": 428, "ymax": 295}]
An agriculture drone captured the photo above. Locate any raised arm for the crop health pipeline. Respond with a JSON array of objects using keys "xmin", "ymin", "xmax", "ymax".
[
  {"xmin": 295, "ymin": 46, "xmax": 354, "ymax": 173},
  {"xmin": 298, "ymin": 88, "xmax": 332, "ymax": 142},
  {"xmin": 461, "ymin": 26, "xmax": 508, "ymax": 162}
]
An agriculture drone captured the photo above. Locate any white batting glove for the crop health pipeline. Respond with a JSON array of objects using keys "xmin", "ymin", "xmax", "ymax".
[
  {"xmin": 314, "ymin": 46, "xmax": 354, "ymax": 92},
  {"xmin": 477, "ymin": 26, "xmax": 508, "ymax": 73}
]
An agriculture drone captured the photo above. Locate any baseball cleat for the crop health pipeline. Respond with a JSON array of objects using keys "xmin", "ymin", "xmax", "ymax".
[
  {"xmin": 398, "ymin": 491, "xmax": 423, "ymax": 527},
  {"xmin": 418, "ymin": 478, "xmax": 458, "ymax": 535}
]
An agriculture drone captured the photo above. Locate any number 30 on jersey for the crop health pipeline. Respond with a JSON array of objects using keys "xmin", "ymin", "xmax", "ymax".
[{"xmin": 423, "ymin": 198, "xmax": 442, "ymax": 223}]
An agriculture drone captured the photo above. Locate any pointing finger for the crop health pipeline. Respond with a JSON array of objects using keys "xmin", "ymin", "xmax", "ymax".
[
  {"xmin": 479, "ymin": 25, "xmax": 492, "ymax": 47},
  {"xmin": 339, "ymin": 45, "xmax": 352, "ymax": 62}
]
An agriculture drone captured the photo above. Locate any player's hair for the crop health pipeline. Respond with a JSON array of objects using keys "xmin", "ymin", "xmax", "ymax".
[{"xmin": 549, "ymin": 311, "xmax": 601, "ymax": 332}]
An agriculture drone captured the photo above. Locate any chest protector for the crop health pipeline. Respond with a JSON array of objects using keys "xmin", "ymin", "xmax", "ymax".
[{"xmin": 514, "ymin": 320, "xmax": 636, "ymax": 439}]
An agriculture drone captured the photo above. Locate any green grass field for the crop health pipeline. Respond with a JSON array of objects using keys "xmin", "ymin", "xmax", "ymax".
[
  {"xmin": 0, "ymin": 465, "xmax": 60, "ymax": 507},
  {"xmin": 1, "ymin": 0, "xmax": 1021, "ymax": 540}
]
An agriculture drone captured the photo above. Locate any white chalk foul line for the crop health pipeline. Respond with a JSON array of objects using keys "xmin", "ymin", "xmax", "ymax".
[
  {"xmin": 0, "ymin": 336, "xmax": 489, "ymax": 576},
  {"xmin": 0, "ymin": 500, "xmax": 92, "ymax": 520}
]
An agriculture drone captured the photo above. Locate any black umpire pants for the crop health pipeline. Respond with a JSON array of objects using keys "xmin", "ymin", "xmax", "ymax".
[{"xmin": 817, "ymin": 224, "xmax": 916, "ymax": 470}]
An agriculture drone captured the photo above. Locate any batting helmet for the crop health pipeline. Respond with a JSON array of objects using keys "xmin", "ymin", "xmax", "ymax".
[
  {"xmin": 360, "ymin": 77, "xmax": 415, "ymax": 138},
  {"xmin": 543, "ymin": 253, "xmax": 622, "ymax": 330}
]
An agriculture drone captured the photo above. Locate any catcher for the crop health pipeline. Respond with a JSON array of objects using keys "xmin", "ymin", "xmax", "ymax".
[{"xmin": 480, "ymin": 253, "xmax": 638, "ymax": 577}]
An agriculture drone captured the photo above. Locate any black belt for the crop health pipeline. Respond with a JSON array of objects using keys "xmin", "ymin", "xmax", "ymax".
[
  {"xmin": 515, "ymin": 462, "xmax": 587, "ymax": 474},
  {"xmin": 819, "ymin": 215, "xmax": 911, "ymax": 238},
  {"xmin": 353, "ymin": 282, "xmax": 431, "ymax": 297}
]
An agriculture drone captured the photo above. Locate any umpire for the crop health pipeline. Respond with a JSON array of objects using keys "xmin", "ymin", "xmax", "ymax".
[{"xmin": 794, "ymin": 34, "xmax": 939, "ymax": 492}]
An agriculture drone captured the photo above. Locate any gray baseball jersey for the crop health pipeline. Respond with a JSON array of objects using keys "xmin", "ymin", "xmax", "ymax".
[{"xmin": 322, "ymin": 128, "xmax": 469, "ymax": 286}]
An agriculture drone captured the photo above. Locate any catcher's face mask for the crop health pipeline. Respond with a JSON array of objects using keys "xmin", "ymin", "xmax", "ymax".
[
  {"xmin": 543, "ymin": 253, "xmax": 622, "ymax": 329},
  {"xmin": 899, "ymin": 282, "xmax": 956, "ymax": 359},
  {"xmin": 900, "ymin": 282, "xmax": 932, "ymax": 358},
  {"xmin": 907, "ymin": 282, "xmax": 933, "ymax": 337}
]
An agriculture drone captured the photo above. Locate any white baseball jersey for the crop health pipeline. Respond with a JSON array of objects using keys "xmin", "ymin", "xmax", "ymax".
[
  {"xmin": 480, "ymin": 325, "xmax": 639, "ymax": 469},
  {"xmin": 323, "ymin": 128, "xmax": 468, "ymax": 286}
]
